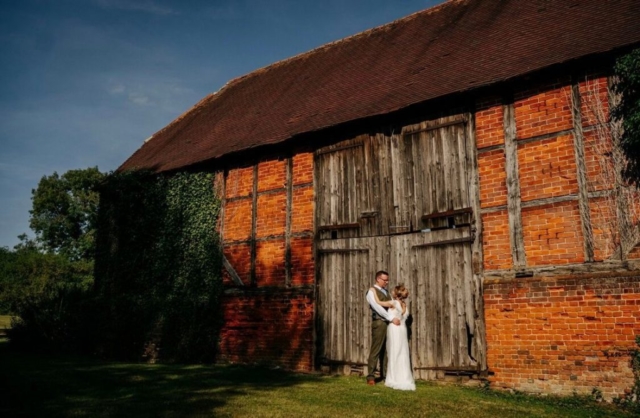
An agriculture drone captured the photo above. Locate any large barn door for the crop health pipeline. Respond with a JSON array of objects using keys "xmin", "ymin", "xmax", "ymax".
[
  {"xmin": 315, "ymin": 114, "xmax": 486, "ymax": 379},
  {"xmin": 388, "ymin": 230, "xmax": 481, "ymax": 380},
  {"xmin": 316, "ymin": 237, "xmax": 390, "ymax": 372}
]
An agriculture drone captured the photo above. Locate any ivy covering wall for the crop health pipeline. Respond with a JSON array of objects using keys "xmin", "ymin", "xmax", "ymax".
[{"xmin": 94, "ymin": 171, "xmax": 222, "ymax": 362}]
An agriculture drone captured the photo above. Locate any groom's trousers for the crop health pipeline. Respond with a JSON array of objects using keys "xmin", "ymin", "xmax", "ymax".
[{"xmin": 367, "ymin": 319, "xmax": 388, "ymax": 380}]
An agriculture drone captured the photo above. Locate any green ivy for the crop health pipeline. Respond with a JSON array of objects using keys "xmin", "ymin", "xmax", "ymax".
[{"xmin": 94, "ymin": 170, "xmax": 223, "ymax": 362}]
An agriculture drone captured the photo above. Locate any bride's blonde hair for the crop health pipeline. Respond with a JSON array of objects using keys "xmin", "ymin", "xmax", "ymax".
[{"xmin": 392, "ymin": 284, "xmax": 409, "ymax": 301}]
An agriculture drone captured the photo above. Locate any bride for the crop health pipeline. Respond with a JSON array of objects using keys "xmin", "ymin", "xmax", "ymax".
[{"xmin": 371, "ymin": 284, "xmax": 416, "ymax": 391}]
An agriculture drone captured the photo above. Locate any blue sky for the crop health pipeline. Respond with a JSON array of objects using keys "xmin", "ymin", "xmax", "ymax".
[{"xmin": 0, "ymin": 0, "xmax": 442, "ymax": 248}]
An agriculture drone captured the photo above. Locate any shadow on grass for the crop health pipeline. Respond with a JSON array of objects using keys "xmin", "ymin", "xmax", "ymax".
[{"xmin": 0, "ymin": 339, "xmax": 324, "ymax": 418}]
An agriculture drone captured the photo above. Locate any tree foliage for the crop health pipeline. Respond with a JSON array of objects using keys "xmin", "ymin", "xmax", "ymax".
[
  {"xmin": 94, "ymin": 170, "xmax": 223, "ymax": 362},
  {"xmin": 6, "ymin": 166, "xmax": 223, "ymax": 361},
  {"xmin": 611, "ymin": 48, "xmax": 640, "ymax": 182},
  {"xmin": 29, "ymin": 167, "xmax": 105, "ymax": 261},
  {"xmin": 1, "ymin": 244, "xmax": 93, "ymax": 350}
]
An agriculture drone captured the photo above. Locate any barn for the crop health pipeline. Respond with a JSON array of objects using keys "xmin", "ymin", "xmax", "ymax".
[{"xmin": 119, "ymin": 0, "xmax": 640, "ymax": 398}]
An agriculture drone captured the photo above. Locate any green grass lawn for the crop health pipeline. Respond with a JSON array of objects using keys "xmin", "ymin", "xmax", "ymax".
[{"xmin": 0, "ymin": 340, "xmax": 633, "ymax": 418}]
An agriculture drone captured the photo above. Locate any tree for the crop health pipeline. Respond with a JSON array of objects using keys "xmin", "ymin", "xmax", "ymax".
[
  {"xmin": 29, "ymin": 167, "xmax": 105, "ymax": 261},
  {"xmin": 611, "ymin": 48, "xmax": 640, "ymax": 183}
]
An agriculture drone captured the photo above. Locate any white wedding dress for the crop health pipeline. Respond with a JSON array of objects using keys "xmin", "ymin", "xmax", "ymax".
[{"xmin": 385, "ymin": 300, "xmax": 416, "ymax": 391}]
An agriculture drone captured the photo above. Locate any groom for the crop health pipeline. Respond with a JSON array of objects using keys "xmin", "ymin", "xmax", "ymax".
[{"xmin": 366, "ymin": 270, "xmax": 400, "ymax": 385}]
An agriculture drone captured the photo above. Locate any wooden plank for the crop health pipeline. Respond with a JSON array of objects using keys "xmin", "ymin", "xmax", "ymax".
[
  {"xmin": 455, "ymin": 124, "xmax": 469, "ymax": 210},
  {"xmin": 426, "ymin": 240, "xmax": 438, "ymax": 376},
  {"xmin": 465, "ymin": 110, "xmax": 487, "ymax": 370},
  {"xmin": 318, "ymin": 248, "xmax": 369, "ymax": 254},
  {"xmin": 403, "ymin": 132, "xmax": 418, "ymax": 231},
  {"xmin": 454, "ymin": 239, "xmax": 465, "ymax": 367},
  {"xmin": 476, "ymin": 143, "xmax": 505, "ymax": 154},
  {"xmin": 402, "ymin": 117, "xmax": 467, "ymax": 136},
  {"xmin": 439, "ymin": 238, "xmax": 449, "ymax": 367},
  {"xmin": 379, "ymin": 133, "xmax": 395, "ymax": 236},
  {"xmin": 223, "ymin": 256, "xmax": 245, "ymax": 287},
  {"xmin": 285, "ymin": 157, "xmax": 293, "ymax": 287},
  {"xmin": 503, "ymin": 98, "xmax": 527, "ymax": 267},
  {"xmin": 317, "ymin": 223, "xmax": 360, "ymax": 231},
  {"xmin": 250, "ymin": 164, "xmax": 258, "ymax": 285},
  {"xmin": 521, "ymin": 194, "xmax": 579, "ymax": 208},
  {"xmin": 315, "ymin": 142, "xmax": 363, "ymax": 156},
  {"xmin": 412, "ymin": 236, "xmax": 475, "ymax": 248},
  {"xmin": 358, "ymin": 243, "xmax": 368, "ymax": 365},
  {"xmin": 422, "ymin": 207, "xmax": 472, "ymax": 221},
  {"xmin": 515, "ymin": 127, "xmax": 575, "ymax": 146},
  {"xmin": 434, "ymin": 128, "xmax": 447, "ymax": 214},
  {"xmin": 571, "ymin": 82, "xmax": 595, "ymax": 262},
  {"xmin": 363, "ymin": 136, "xmax": 379, "ymax": 236},
  {"xmin": 338, "ymin": 251, "xmax": 345, "ymax": 361},
  {"xmin": 349, "ymin": 249, "xmax": 357, "ymax": 362},
  {"xmin": 462, "ymin": 237, "xmax": 475, "ymax": 365},
  {"xmin": 410, "ymin": 132, "xmax": 425, "ymax": 232}
]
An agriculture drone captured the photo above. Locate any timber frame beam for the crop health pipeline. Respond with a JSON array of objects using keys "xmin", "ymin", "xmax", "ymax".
[{"xmin": 502, "ymin": 95, "xmax": 527, "ymax": 268}]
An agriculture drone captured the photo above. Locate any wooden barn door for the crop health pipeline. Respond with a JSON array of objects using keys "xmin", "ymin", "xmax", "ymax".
[{"xmin": 315, "ymin": 115, "xmax": 486, "ymax": 378}]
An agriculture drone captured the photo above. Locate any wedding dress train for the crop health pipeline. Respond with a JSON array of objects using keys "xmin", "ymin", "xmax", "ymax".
[{"xmin": 384, "ymin": 300, "xmax": 416, "ymax": 391}]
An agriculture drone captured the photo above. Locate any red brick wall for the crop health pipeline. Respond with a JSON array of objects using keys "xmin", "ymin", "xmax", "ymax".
[
  {"xmin": 478, "ymin": 149, "xmax": 507, "ymax": 208},
  {"xmin": 482, "ymin": 210, "xmax": 512, "ymax": 270},
  {"xmin": 521, "ymin": 201, "xmax": 585, "ymax": 266},
  {"xmin": 476, "ymin": 74, "xmax": 640, "ymax": 398},
  {"xmin": 219, "ymin": 289, "xmax": 315, "ymax": 371},
  {"xmin": 476, "ymin": 95, "xmax": 504, "ymax": 149},
  {"xmin": 475, "ymin": 75, "xmax": 629, "ymax": 270},
  {"xmin": 219, "ymin": 153, "xmax": 315, "ymax": 371},
  {"xmin": 476, "ymin": 97, "xmax": 511, "ymax": 270},
  {"xmin": 514, "ymin": 82, "xmax": 573, "ymax": 140},
  {"xmin": 517, "ymin": 135, "xmax": 578, "ymax": 202},
  {"xmin": 484, "ymin": 274, "xmax": 640, "ymax": 399}
]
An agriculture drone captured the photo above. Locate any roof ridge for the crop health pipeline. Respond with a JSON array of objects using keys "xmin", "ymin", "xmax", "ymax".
[{"xmin": 224, "ymin": 0, "xmax": 466, "ymax": 89}]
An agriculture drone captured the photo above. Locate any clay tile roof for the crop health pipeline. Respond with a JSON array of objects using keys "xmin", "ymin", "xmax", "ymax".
[{"xmin": 119, "ymin": 0, "xmax": 640, "ymax": 172}]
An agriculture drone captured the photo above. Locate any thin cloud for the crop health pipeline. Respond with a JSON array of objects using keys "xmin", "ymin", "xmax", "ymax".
[
  {"xmin": 109, "ymin": 84, "xmax": 125, "ymax": 94},
  {"xmin": 128, "ymin": 92, "xmax": 150, "ymax": 106}
]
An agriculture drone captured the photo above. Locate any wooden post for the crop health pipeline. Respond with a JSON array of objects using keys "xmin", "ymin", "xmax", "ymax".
[
  {"xmin": 465, "ymin": 109, "xmax": 487, "ymax": 371},
  {"xmin": 285, "ymin": 157, "xmax": 293, "ymax": 287},
  {"xmin": 570, "ymin": 81, "xmax": 595, "ymax": 262},
  {"xmin": 502, "ymin": 97, "xmax": 527, "ymax": 268},
  {"xmin": 250, "ymin": 164, "xmax": 258, "ymax": 286}
]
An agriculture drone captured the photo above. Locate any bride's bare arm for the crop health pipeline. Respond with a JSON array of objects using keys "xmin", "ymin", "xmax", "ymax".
[{"xmin": 369, "ymin": 288, "xmax": 394, "ymax": 308}]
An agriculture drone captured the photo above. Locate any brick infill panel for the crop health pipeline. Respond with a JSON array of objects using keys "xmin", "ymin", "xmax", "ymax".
[{"xmin": 219, "ymin": 287, "xmax": 315, "ymax": 371}]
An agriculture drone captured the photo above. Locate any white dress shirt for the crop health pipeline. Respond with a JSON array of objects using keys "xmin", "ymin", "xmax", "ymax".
[{"xmin": 366, "ymin": 284, "xmax": 394, "ymax": 321}]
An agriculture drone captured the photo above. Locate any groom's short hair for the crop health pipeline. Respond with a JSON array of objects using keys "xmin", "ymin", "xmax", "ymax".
[{"xmin": 375, "ymin": 270, "xmax": 389, "ymax": 280}]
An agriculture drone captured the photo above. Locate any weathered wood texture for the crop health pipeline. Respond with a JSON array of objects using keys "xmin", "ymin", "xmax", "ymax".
[
  {"xmin": 315, "ymin": 116, "xmax": 472, "ymax": 238},
  {"xmin": 570, "ymin": 82, "xmax": 595, "ymax": 262},
  {"xmin": 503, "ymin": 101, "xmax": 527, "ymax": 267},
  {"xmin": 315, "ymin": 114, "xmax": 486, "ymax": 378}
]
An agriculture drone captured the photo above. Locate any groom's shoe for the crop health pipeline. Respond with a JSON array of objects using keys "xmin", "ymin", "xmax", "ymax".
[{"xmin": 366, "ymin": 377, "xmax": 375, "ymax": 386}]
